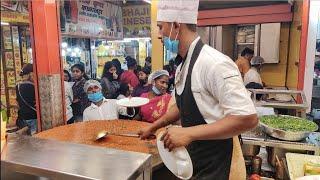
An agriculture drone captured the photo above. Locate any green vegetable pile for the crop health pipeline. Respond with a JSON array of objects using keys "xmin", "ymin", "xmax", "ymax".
[{"xmin": 260, "ymin": 115, "xmax": 318, "ymax": 132}]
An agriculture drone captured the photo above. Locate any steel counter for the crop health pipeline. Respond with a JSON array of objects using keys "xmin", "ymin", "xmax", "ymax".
[{"xmin": 1, "ymin": 134, "xmax": 152, "ymax": 180}]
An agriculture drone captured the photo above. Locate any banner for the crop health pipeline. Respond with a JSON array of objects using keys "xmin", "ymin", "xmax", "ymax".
[
  {"xmin": 61, "ymin": 0, "xmax": 123, "ymax": 39},
  {"xmin": 123, "ymin": 5, "xmax": 151, "ymax": 38},
  {"xmin": 1, "ymin": 1, "xmax": 29, "ymax": 23}
]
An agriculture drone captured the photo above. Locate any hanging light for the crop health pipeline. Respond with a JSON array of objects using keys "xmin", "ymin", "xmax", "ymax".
[
  {"xmin": 61, "ymin": 42, "xmax": 68, "ymax": 48},
  {"xmin": 74, "ymin": 47, "xmax": 80, "ymax": 53},
  {"xmin": 61, "ymin": 49, "xmax": 66, "ymax": 56}
]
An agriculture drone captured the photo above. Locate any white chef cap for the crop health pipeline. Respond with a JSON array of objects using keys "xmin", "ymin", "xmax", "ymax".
[
  {"xmin": 152, "ymin": 70, "xmax": 169, "ymax": 80},
  {"xmin": 84, "ymin": 79, "xmax": 102, "ymax": 93},
  {"xmin": 157, "ymin": 0, "xmax": 199, "ymax": 24},
  {"xmin": 251, "ymin": 56, "xmax": 265, "ymax": 65}
]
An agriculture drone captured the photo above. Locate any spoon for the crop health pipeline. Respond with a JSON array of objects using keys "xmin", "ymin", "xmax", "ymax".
[
  {"xmin": 95, "ymin": 130, "xmax": 141, "ymax": 141},
  {"xmin": 95, "ymin": 130, "xmax": 156, "ymax": 141}
]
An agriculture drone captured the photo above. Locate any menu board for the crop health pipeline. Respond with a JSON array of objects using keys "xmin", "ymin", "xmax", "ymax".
[
  {"xmin": 6, "ymin": 71, "xmax": 16, "ymax": 88},
  {"xmin": 8, "ymin": 89, "xmax": 17, "ymax": 106},
  {"xmin": 2, "ymin": 26, "xmax": 12, "ymax": 50},
  {"xmin": 4, "ymin": 51, "xmax": 14, "ymax": 69}
]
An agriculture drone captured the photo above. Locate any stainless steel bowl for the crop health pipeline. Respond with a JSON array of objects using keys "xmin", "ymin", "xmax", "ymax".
[{"xmin": 259, "ymin": 115, "xmax": 318, "ymax": 141}]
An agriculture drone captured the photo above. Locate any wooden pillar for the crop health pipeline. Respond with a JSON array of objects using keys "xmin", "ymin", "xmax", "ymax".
[
  {"xmin": 297, "ymin": 0, "xmax": 310, "ymax": 91},
  {"xmin": 151, "ymin": 0, "xmax": 164, "ymax": 72},
  {"xmin": 29, "ymin": 0, "xmax": 65, "ymax": 131}
]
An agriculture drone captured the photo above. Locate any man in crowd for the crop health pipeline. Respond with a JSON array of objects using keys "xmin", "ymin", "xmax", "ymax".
[
  {"xmin": 83, "ymin": 80, "xmax": 134, "ymax": 121},
  {"xmin": 120, "ymin": 56, "xmax": 139, "ymax": 89},
  {"xmin": 235, "ymin": 47, "xmax": 254, "ymax": 78}
]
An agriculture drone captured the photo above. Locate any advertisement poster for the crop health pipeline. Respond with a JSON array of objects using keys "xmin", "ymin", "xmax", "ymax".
[
  {"xmin": 0, "ymin": 59, "xmax": 6, "ymax": 106},
  {"xmin": 60, "ymin": 0, "xmax": 123, "ymax": 39},
  {"xmin": 138, "ymin": 40, "xmax": 147, "ymax": 66},
  {"xmin": 4, "ymin": 52, "xmax": 14, "ymax": 69},
  {"xmin": 1, "ymin": 1, "xmax": 29, "ymax": 23},
  {"xmin": 123, "ymin": 5, "xmax": 151, "ymax": 38},
  {"xmin": 11, "ymin": 26, "xmax": 20, "ymax": 50},
  {"xmin": 2, "ymin": 26, "xmax": 12, "ymax": 50},
  {"xmin": 6, "ymin": 71, "xmax": 16, "ymax": 88},
  {"xmin": 8, "ymin": 89, "xmax": 17, "ymax": 106},
  {"xmin": 9, "ymin": 107, "xmax": 18, "ymax": 123}
]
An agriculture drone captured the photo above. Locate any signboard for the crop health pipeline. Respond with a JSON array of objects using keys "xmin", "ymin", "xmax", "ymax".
[
  {"xmin": 1, "ymin": 1, "xmax": 29, "ymax": 23},
  {"xmin": 61, "ymin": 0, "xmax": 123, "ymax": 39},
  {"xmin": 123, "ymin": 5, "xmax": 151, "ymax": 38}
]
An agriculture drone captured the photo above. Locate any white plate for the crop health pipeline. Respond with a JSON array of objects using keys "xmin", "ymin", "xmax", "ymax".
[
  {"xmin": 157, "ymin": 131, "xmax": 193, "ymax": 180},
  {"xmin": 116, "ymin": 97, "xmax": 149, "ymax": 107},
  {"xmin": 296, "ymin": 176, "xmax": 320, "ymax": 180}
]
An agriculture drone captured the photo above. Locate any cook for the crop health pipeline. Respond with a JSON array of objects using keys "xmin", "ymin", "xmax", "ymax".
[{"xmin": 138, "ymin": 0, "xmax": 258, "ymax": 179}]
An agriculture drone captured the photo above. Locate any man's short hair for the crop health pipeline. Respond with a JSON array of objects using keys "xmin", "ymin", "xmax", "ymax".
[
  {"xmin": 186, "ymin": 24, "xmax": 197, "ymax": 32},
  {"xmin": 241, "ymin": 47, "xmax": 254, "ymax": 57}
]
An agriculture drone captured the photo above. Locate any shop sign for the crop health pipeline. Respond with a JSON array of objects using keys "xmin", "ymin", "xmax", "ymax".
[
  {"xmin": 1, "ymin": 11, "xmax": 29, "ymax": 24},
  {"xmin": 61, "ymin": 0, "xmax": 123, "ymax": 39},
  {"xmin": 122, "ymin": 5, "xmax": 151, "ymax": 38}
]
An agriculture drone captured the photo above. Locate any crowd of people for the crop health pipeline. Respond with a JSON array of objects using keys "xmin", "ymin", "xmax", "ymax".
[
  {"xmin": 62, "ymin": 56, "xmax": 175, "ymax": 124},
  {"xmin": 15, "ymin": 47, "xmax": 262, "ymax": 135}
]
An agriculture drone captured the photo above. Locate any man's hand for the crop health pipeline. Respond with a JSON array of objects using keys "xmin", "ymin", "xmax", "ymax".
[
  {"xmin": 138, "ymin": 125, "xmax": 156, "ymax": 140},
  {"xmin": 161, "ymin": 127, "xmax": 193, "ymax": 152}
]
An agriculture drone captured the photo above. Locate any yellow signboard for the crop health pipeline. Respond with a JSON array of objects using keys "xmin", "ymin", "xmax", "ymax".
[
  {"xmin": 1, "ymin": 11, "xmax": 29, "ymax": 24},
  {"xmin": 123, "ymin": 5, "xmax": 151, "ymax": 38}
]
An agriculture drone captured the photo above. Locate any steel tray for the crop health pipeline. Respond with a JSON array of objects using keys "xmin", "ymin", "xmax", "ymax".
[{"xmin": 259, "ymin": 115, "xmax": 318, "ymax": 141}]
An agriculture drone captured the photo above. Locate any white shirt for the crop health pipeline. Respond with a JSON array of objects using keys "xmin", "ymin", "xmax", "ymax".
[
  {"xmin": 64, "ymin": 81, "xmax": 73, "ymax": 121},
  {"xmin": 243, "ymin": 67, "xmax": 262, "ymax": 86},
  {"xmin": 175, "ymin": 37, "xmax": 256, "ymax": 124},
  {"xmin": 83, "ymin": 98, "xmax": 133, "ymax": 121}
]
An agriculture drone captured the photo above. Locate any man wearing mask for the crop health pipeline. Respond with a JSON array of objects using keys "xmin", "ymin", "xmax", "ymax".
[
  {"xmin": 132, "ymin": 67, "xmax": 152, "ymax": 97},
  {"xmin": 138, "ymin": 0, "xmax": 258, "ymax": 179},
  {"xmin": 82, "ymin": 80, "xmax": 134, "ymax": 121}
]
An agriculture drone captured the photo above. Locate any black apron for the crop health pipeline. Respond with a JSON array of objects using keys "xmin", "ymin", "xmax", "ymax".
[{"xmin": 175, "ymin": 40, "xmax": 233, "ymax": 180}]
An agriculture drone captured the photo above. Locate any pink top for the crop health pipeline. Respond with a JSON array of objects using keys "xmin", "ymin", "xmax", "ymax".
[
  {"xmin": 140, "ymin": 93, "xmax": 171, "ymax": 123},
  {"xmin": 120, "ymin": 71, "xmax": 139, "ymax": 88}
]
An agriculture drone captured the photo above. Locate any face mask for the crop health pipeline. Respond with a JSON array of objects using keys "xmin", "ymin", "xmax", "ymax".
[
  {"xmin": 88, "ymin": 91, "xmax": 104, "ymax": 103},
  {"xmin": 152, "ymin": 86, "xmax": 162, "ymax": 95},
  {"xmin": 163, "ymin": 23, "xmax": 179, "ymax": 54}
]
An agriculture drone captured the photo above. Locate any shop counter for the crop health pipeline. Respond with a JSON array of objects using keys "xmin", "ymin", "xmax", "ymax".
[{"xmin": 1, "ymin": 134, "xmax": 152, "ymax": 180}]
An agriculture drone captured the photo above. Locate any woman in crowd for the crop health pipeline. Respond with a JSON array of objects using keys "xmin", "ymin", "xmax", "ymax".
[
  {"xmin": 112, "ymin": 58, "xmax": 124, "ymax": 78},
  {"xmin": 63, "ymin": 70, "xmax": 74, "ymax": 124},
  {"xmin": 134, "ymin": 70, "xmax": 171, "ymax": 123},
  {"xmin": 101, "ymin": 61, "xmax": 120, "ymax": 99},
  {"xmin": 63, "ymin": 69, "xmax": 72, "ymax": 82},
  {"xmin": 71, "ymin": 64, "xmax": 89, "ymax": 122},
  {"xmin": 16, "ymin": 63, "xmax": 37, "ymax": 135},
  {"xmin": 132, "ymin": 67, "xmax": 151, "ymax": 97}
]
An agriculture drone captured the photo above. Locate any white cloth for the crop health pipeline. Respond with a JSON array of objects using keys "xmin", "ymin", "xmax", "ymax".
[
  {"xmin": 64, "ymin": 81, "xmax": 73, "ymax": 121},
  {"xmin": 243, "ymin": 67, "xmax": 262, "ymax": 86},
  {"xmin": 83, "ymin": 98, "xmax": 133, "ymax": 121},
  {"xmin": 175, "ymin": 37, "xmax": 256, "ymax": 124},
  {"xmin": 157, "ymin": 0, "xmax": 199, "ymax": 24}
]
